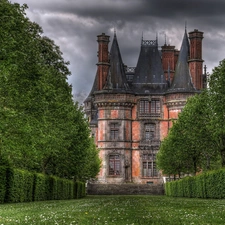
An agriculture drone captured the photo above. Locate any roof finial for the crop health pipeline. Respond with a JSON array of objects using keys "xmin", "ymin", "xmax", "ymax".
[
  {"xmin": 165, "ymin": 33, "xmax": 167, "ymax": 45},
  {"xmin": 114, "ymin": 27, "xmax": 116, "ymax": 37},
  {"xmin": 141, "ymin": 31, "xmax": 144, "ymax": 46},
  {"xmin": 185, "ymin": 21, "xmax": 187, "ymax": 32},
  {"xmin": 204, "ymin": 65, "xmax": 207, "ymax": 74},
  {"xmin": 156, "ymin": 32, "xmax": 158, "ymax": 45}
]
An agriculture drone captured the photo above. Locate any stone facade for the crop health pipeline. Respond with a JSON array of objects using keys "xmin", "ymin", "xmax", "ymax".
[{"xmin": 84, "ymin": 29, "xmax": 204, "ymax": 186}]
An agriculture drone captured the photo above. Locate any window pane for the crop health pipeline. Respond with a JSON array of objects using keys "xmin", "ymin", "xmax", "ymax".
[
  {"xmin": 144, "ymin": 101, "xmax": 149, "ymax": 113},
  {"xmin": 109, "ymin": 155, "xmax": 120, "ymax": 175},
  {"xmin": 156, "ymin": 101, "xmax": 160, "ymax": 113},
  {"xmin": 142, "ymin": 154, "xmax": 158, "ymax": 177},
  {"xmin": 150, "ymin": 100, "xmax": 160, "ymax": 114},
  {"xmin": 110, "ymin": 123, "xmax": 119, "ymax": 140},
  {"xmin": 151, "ymin": 101, "xmax": 156, "ymax": 113},
  {"xmin": 140, "ymin": 101, "xmax": 145, "ymax": 114},
  {"xmin": 145, "ymin": 124, "xmax": 155, "ymax": 140},
  {"xmin": 153, "ymin": 162, "xmax": 158, "ymax": 177},
  {"xmin": 140, "ymin": 100, "xmax": 150, "ymax": 114}
]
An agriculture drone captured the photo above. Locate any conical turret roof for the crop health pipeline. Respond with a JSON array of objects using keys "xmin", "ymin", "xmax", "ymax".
[
  {"xmin": 103, "ymin": 33, "xmax": 132, "ymax": 93},
  {"xmin": 168, "ymin": 29, "xmax": 195, "ymax": 93},
  {"xmin": 84, "ymin": 70, "xmax": 98, "ymax": 103}
]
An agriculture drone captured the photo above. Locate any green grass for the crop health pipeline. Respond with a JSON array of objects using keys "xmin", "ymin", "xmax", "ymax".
[{"xmin": 0, "ymin": 195, "xmax": 225, "ymax": 224}]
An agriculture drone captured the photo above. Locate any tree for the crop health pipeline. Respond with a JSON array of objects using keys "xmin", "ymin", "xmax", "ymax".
[
  {"xmin": 0, "ymin": 0, "xmax": 101, "ymax": 180},
  {"xmin": 157, "ymin": 90, "xmax": 219, "ymax": 176},
  {"xmin": 209, "ymin": 59, "xmax": 225, "ymax": 167}
]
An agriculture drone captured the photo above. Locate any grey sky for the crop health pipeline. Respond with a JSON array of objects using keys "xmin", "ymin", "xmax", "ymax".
[{"xmin": 12, "ymin": 0, "xmax": 225, "ymax": 103}]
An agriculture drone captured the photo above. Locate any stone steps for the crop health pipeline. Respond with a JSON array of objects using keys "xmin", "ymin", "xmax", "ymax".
[{"xmin": 87, "ymin": 183, "xmax": 164, "ymax": 195}]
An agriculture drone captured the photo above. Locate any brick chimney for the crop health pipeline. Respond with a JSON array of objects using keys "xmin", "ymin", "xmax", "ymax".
[
  {"xmin": 161, "ymin": 44, "xmax": 178, "ymax": 83},
  {"xmin": 97, "ymin": 33, "xmax": 110, "ymax": 91},
  {"xmin": 188, "ymin": 29, "xmax": 204, "ymax": 90}
]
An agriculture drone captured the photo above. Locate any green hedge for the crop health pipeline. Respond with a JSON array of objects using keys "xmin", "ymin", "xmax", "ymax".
[
  {"xmin": 48, "ymin": 176, "xmax": 74, "ymax": 200},
  {"xmin": 0, "ymin": 166, "xmax": 7, "ymax": 203},
  {"xmin": 0, "ymin": 167, "xmax": 86, "ymax": 203},
  {"xmin": 33, "ymin": 173, "xmax": 49, "ymax": 201},
  {"xmin": 6, "ymin": 168, "xmax": 34, "ymax": 203},
  {"xmin": 74, "ymin": 181, "xmax": 86, "ymax": 199},
  {"xmin": 165, "ymin": 168, "xmax": 225, "ymax": 199}
]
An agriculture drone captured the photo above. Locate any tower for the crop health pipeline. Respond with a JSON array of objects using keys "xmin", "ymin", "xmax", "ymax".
[{"xmin": 166, "ymin": 29, "xmax": 198, "ymax": 130}]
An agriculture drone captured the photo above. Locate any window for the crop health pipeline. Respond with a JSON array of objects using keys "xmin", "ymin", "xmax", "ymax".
[
  {"xmin": 145, "ymin": 124, "xmax": 155, "ymax": 140},
  {"xmin": 109, "ymin": 155, "xmax": 120, "ymax": 175},
  {"xmin": 151, "ymin": 100, "xmax": 160, "ymax": 114},
  {"xmin": 110, "ymin": 123, "xmax": 119, "ymax": 140},
  {"xmin": 139, "ymin": 99, "xmax": 160, "ymax": 115},
  {"xmin": 142, "ymin": 154, "xmax": 158, "ymax": 177}
]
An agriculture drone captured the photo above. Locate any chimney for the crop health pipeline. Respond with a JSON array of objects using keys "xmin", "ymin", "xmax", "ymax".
[
  {"xmin": 97, "ymin": 33, "xmax": 110, "ymax": 91},
  {"xmin": 161, "ymin": 44, "xmax": 176, "ymax": 82},
  {"xmin": 188, "ymin": 29, "xmax": 204, "ymax": 90}
]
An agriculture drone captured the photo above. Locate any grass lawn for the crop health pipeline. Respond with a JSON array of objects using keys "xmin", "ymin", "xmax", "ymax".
[{"xmin": 0, "ymin": 195, "xmax": 225, "ymax": 224}]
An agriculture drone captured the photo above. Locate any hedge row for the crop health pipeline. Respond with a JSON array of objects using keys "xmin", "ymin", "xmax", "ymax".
[
  {"xmin": 0, "ymin": 166, "xmax": 86, "ymax": 203},
  {"xmin": 165, "ymin": 168, "xmax": 225, "ymax": 198}
]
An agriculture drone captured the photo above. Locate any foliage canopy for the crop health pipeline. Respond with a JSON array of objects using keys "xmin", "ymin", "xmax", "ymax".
[
  {"xmin": 157, "ymin": 60, "xmax": 225, "ymax": 177},
  {"xmin": 0, "ymin": 0, "xmax": 100, "ymax": 181}
]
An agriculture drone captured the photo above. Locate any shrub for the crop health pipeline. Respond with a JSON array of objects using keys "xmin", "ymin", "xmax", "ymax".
[
  {"xmin": 165, "ymin": 169, "xmax": 225, "ymax": 199},
  {"xmin": 5, "ymin": 169, "xmax": 34, "ymax": 203},
  {"xmin": 33, "ymin": 173, "xmax": 49, "ymax": 201},
  {"xmin": 0, "ymin": 166, "xmax": 8, "ymax": 203}
]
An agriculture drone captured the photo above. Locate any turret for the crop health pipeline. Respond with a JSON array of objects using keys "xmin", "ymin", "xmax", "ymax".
[{"xmin": 168, "ymin": 29, "xmax": 195, "ymax": 92}]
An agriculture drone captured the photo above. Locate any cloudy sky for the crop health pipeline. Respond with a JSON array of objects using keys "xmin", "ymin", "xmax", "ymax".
[{"xmin": 11, "ymin": 0, "xmax": 225, "ymax": 103}]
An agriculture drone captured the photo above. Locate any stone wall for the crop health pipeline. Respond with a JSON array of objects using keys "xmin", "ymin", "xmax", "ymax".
[{"xmin": 87, "ymin": 183, "xmax": 164, "ymax": 195}]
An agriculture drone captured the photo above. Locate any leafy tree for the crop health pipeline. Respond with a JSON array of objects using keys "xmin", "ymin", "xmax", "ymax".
[
  {"xmin": 208, "ymin": 59, "xmax": 225, "ymax": 167},
  {"xmin": 0, "ymin": 0, "xmax": 101, "ymax": 180},
  {"xmin": 157, "ymin": 90, "xmax": 219, "ymax": 176}
]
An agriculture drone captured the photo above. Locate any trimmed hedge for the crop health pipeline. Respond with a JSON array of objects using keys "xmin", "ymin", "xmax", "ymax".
[
  {"xmin": 0, "ymin": 166, "xmax": 86, "ymax": 203},
  {"xmin": 0, "ymin": 166, "xmax": 7, "ymax": 203},
  {"xmin": 6, "ymin": 168, "xmax": 34, "ymax": 203},
  {"xmin": 165, "ymin": 168, "xmax": 225, "ymax": 199},
  {"xmin": 74, "ymin": 181, "xmax": 86, "ymax": 199},
  {"xmin": 33, "ymin": 173, "xmax": 49, "ymax": 201}
]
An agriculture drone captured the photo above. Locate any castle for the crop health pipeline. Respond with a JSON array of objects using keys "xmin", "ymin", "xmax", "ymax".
[{"xmin": 84, "ymin": 28, "xmax": 205, "ymax": 185}]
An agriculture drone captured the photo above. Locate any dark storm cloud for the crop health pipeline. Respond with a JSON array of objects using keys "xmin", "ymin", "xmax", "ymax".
[{"xmin": 12, "ymin": 0, "xmax": 225, "ymax": 103}]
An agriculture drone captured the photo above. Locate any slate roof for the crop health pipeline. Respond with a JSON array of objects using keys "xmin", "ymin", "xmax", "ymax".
[
  {"xmin": 167, "ymin": 29, "xmax": 195, "ymax": 93},
  {"xmin": 84, "ymin": 70, "xmax": 98, "ymax": 103},
  {"xmin": 131, "ymin": 39, "xmax": 167, "ymax": 94},
  {"xmin": 103, "ymin": 33, "xmax": 132, "ymax": 93}
]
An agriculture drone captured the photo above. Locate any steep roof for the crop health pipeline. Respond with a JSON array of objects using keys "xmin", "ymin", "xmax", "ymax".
[
  {"xmin": 103, "ymin": 33, "xmax": 132, "ymax": 93},
  {"xmin": 132, "ymin": 39, "xmax": 167, "ymax": 94},
  {"xmin": 84, "ymin": 70, "xmax": 98, "ymax": 103},
  {"xmin": 167, "ymin": 29, "xmax": 195, "ymax": 93}
]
